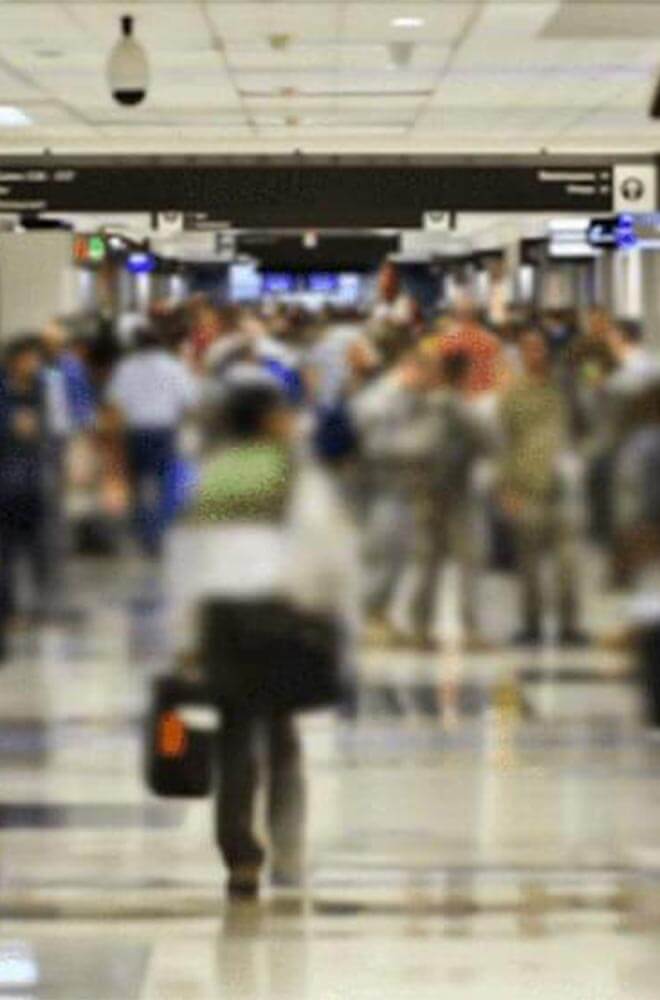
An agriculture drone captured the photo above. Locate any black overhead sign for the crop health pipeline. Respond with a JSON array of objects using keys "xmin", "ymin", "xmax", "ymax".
[
  {"xmin": 587, "ymin": 216, "xmax": 620, "ymax": 247},
  {"xmin": 236, "ymin": 233, "xmax": 400, "ymax": 271},
  {"xmin": 184, "ymin": 212, "xmax": 232, "ymax": 232},
  {"xmin": 0, "ymin": 159, "xmax": 616, "ymax": 225}
]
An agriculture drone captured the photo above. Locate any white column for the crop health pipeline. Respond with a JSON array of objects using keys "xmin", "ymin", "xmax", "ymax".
[
  {"xmin": 614, "ymin": 247, "xmax": 642, "ymax": 320},
  {"xmin": 593, "ymin": 253, "xmax": 615, "ymax": 312},
  {"xmin": 0, "ymin": 231, "xmax": 77, "ymax": 339},
  {"xmin": 539, "ymin": 265, "xmax": 574, "ymax": 310},
  {"xmin": 641, "ymin": 250, "xmax": 660, "ymax": 348}
]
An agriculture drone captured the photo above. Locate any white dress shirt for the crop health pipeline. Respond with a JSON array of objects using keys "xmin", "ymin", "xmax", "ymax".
[{"xmin": 107, "ymin": 349, "xmax": 199, "ymax": 430}]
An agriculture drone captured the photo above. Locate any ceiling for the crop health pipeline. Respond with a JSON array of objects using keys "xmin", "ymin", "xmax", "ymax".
[{"xmin": 0, "ymin": 0, "xmax": 658, "ymax": 154}]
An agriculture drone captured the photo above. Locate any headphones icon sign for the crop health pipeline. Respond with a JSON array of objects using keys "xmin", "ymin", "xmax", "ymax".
[{"xmin": 621, "ymin": 177, "xmax": 645, "ymax": 202}]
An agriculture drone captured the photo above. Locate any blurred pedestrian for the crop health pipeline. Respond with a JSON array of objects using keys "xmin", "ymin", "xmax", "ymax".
[
  {"xmin": 367, "ymin": 262, "xmax": 419, "ymax": 367},
  {"xmin": 41, "ymin": 319, "xmax": 97, "ymax": 589},
  {"xmin": 614, "ymin": 381, "xmax": 660, "ymax": 724},
  {"xmin": 351, "ymin": 349, "xmax": 434, "ymax": 645},
  {"xmin": 437, "ymin": 293, "xmax": 504, "ymax": 397},
  {"xmin": 187, "ymin": 296, "xmax": 223, "ymax": 371},
  {"xmin": 42, "ymin": 319, "xmax": 95, "ymax": 432},
  {"xmin": 0, "ymin": 337, "xmax": 52, "ymax": 655},
  {"xmin": 407, "ymin": 351, "xmax": 491, "ymax": 650},
  {"xmin": 166, "ymin": 380, "xmax": 356, "ymax": 897},
  {"xmin": 106, "ymin": 324, "xmax": 199, "ymax": 557},
  {"xmin": 498, "ymin": 331, "xmax": 588, "ymax": 647}
]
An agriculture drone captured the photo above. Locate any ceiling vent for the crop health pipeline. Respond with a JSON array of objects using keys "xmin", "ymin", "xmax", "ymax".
[{"xmin": 388, "ymin": 41, "xmax": 415, "ymax": 69}]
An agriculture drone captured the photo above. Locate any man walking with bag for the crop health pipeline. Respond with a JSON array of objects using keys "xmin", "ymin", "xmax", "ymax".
[{"xmin": 166, "ymin": 375, "xmax": 356, "ymax": 898}]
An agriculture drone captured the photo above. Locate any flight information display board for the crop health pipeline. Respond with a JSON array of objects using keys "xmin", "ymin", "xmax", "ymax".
[
  {"xmin": 0, "ymin": 158, "xmax": 623, "ymax": 225},
  {"xmin": 261, "ymin": 272, "xmax": 296, "ymax": 295}
]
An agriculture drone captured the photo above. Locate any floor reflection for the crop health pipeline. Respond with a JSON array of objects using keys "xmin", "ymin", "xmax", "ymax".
[{"xmin": 0, "ymin": 557, "xmax": 655, "ymax": 998}]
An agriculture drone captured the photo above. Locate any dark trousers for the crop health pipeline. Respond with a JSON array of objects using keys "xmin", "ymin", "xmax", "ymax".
[
  {"xmin": 587, "ymin": 449, "xmax": 616, "ymax": 546},
  {"xmin": 0, "ymin": 494, "xmax": 49, "ymax": 626},
  {"xmin": 512, "ymin": 500, "xmax": 579, "ymax": 635},
  {"xmin": 216, "ymin": 711, "xmax": 304, "ymax": 875},
  {"xmin": 638, "ymin": 625, "xmax": 660, "ymax": 727},
  {"xmin": 125, "ymin": 429, "xmax": 176, "ymax": 556},
  {"xmin": 409, "ymin": 489, "xmax": 478, "ymax": 639}
]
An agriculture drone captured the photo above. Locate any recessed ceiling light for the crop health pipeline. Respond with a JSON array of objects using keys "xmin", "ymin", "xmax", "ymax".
[
  {"xmin": 0, "ymin": 106, "xmax": 32, "ymax": 127},
  {"xmin": 391, "ymin": 17, "xmax": 425, "ymax": 29}
]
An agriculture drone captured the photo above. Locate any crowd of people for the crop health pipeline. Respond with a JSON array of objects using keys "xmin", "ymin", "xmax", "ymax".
[
  {"xmin": 4, "ymin": 259, "xmax": 660, "ymax": 895},
  {"xmin": 2, "ymin": 262, "xmax": 660, "ymax": 665}
]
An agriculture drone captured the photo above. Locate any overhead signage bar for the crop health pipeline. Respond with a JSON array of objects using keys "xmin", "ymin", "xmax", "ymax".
[
  {"xmin": 184, "ymin": 212, "xmax": 232, "ymax": 232},
  {"xmin": 235, "ymin": 233, "xmax": 400, "ymax": 271},
  {"xmin": 0, "ymin": 158, "xmax": 633, "ymax": 225},
  {"xmin": 549, "ymin": 218, "xmax": 601, "ymax": 260}
]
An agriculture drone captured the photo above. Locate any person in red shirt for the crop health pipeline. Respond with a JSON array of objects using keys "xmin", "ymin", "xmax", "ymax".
[{"xmin": 437, "ymin": 296, "xmax": 504, "ymax": 396}]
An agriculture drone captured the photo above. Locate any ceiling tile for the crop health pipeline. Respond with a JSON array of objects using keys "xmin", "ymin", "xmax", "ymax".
[
  {"xmin": 454, "ymin": 38, "xmax": 659, "ymax": 74},
  {"xmin": 207, "ymin": 2, "xmax": 341, "ymax": 42},
  {"xmin": 469, "ymin": 2, "xmax": 561, "ymax": 41},
  {"xmin": 68, "ymin": 1, "xmax": 211, "ymax": 50},
  {"xmin": 98, "ymin": 124, "xmax": 254, "ymax": 141},
  {"xmin": 0, "ymin": 2, "xmax": 88, "ymax": 44},
  {"xmin": 238, "ymin": 68, "xmax": 436, "ymax": 96},
  {"xmin": 342, "ymin": 2, "xmax": 479, "ymax": 44},
  {"xmin": 244, "ymin": 95, "xmax": 425, "ymax": 127},
  {"xmin": 431, "ymin": 67, "xmax": 651, "ymax": 109},
  {"xmin": 256, "ymin": 122, "xmax": 409, "ymax": 138},
  {"xmin": 19, "ymin": 101, "xmax": 89, "ymax": 126},
  {"xmin": 338, "ymin": 43, "xmax": 450, "ymax": 71},
  {"xmin": 0, "ymin": 66, "xmax": 42, "ymax": 101},
  {"xmin": 226, "ymin": 43, "xmax": 337, "ymax": 73},
  {"xmin": 558, "ymin": 107, "xmax": 658, "ymax": 134},
  {"xmin": 543, "ymin": 1, "xmax": 660, "ymax": 39}
]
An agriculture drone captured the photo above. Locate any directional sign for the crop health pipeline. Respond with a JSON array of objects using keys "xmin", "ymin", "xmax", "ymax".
[
  {"xmin": 185, "ymin": 212, "xmax": 232, "ymax": 232},
  {"xmin": 613, "ymin": 164, "xmax": 657, "ymax": 214},
  {"xmin": 423, "ymin": 211, "xmax": 451, "ymax": 231},
  {"xmin": 156, "ymin": 211, "xmax": 184, "ymax": 235},
  {"xmin": 0, "ymin": 158, "xmax": 621, "ymax": 225},
  {"xmin": 587, "ymin": 217, "xmax": 619, "ymax": 247},
  {"xmin": 587, "ymin": 215, "xmax": 638, "ymax": 250}
]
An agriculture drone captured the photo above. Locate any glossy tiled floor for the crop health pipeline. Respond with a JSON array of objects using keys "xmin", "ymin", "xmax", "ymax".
[{"xmin": 0, "ymin": 555, "xmax": 659, "ymax": 999}]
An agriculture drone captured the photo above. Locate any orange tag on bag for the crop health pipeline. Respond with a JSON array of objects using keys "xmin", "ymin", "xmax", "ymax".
[{"xmin": 158, "ymin": 712, "xmax": 188, "ymax": 758}]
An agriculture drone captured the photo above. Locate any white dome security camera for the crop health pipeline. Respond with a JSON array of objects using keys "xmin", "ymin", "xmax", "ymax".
[{"xmin": 107, "ymin": 15, "xmax": 149, "ymax": 107}]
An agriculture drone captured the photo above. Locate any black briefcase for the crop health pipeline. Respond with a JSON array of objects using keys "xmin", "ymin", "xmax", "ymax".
[
  {"xmin": 199, "ymin": 598, "xmax": 343, "ymax": 713},
  {"xmin": 145, "ymin": 674, "xmax": 214, "ymax": 799}
]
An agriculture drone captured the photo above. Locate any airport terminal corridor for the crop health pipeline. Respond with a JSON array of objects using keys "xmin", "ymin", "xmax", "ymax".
[
  {"xmin": 1, "ymin": 198, "xmax": 660, "ymax": 999},
  {"xmin": 0, "ymin": 201, "xmax": 659, "ymax": 998},
  {"xmin": 1, "ymin": 2, "xmax": 660, "ymax": 997}
]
